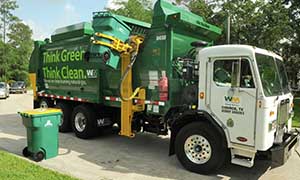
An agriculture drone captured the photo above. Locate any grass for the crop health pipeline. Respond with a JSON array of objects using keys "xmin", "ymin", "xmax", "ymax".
[
  {"xmin": 0, "ymin": 150, "xmax": 78, "ymax": 180},
  {"xmin": 293, "ymin": 98, "xmax": 300, "ymax": 127}
]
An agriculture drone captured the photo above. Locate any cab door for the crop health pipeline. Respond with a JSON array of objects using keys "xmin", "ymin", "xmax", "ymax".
[{"xmin": 209, "ymin": 57, "xmax": 257, "ymax": 146}]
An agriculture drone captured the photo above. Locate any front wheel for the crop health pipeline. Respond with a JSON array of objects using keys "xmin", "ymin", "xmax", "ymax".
[
  {"xmin": 72, "ymin": 105, "xmax": 97, "ymax": 139},
  {"xmin": 175, "ymin": 122, "xmax": 226, "ymax": 174}
]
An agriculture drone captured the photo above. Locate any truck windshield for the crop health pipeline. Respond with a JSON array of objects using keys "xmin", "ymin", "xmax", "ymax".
[{"xmin": 256, "ymin": 53, "xmax": 290, "ymax": 97}]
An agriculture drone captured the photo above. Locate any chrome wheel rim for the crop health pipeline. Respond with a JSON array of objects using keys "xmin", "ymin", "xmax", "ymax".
[
  {"xmin": 40, "ymin": 101, "xmax": 48, "ymax": 108},
  {"xmin": 75, "ymin": 112, "xmax": 86, "ymax": 132},
  {"xmin": 184, "ymin": 135, "xmax": 212, "ymax": 164}
]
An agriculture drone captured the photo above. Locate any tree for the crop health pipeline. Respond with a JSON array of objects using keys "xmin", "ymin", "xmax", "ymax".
[
  {"xmin": 0, "ymin": 0, "xmax": 18, "ymax": 43},
  {"xmin": 282, "ymin": 0, "xmax": 300, "ymax": 88},
  {"xmin": 7, "ymin": 21, "xmax": 33, "ymax": 82},
  {"xmin": 185, "ymin": 0, "xmax": 219, "ymax": 22},
  {"xmin": 106, "ymin": 0, "xmax": 153, "ymax": 23},
  {"xmin": 0, "ymin": 0, "xmax": 18, "ymax": 81},
  {"xmin": 211, "ymin": 0, "xmax": 291, "ymax": 50},
  {"xmin": 0, "ymin": 0, "xmax": 33, "ymax": 83}
]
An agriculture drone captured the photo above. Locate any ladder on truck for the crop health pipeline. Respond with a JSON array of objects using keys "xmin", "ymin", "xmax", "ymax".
[{"xmin": 92, "ymin": 33, "xmax": 145, "ymax": 138}]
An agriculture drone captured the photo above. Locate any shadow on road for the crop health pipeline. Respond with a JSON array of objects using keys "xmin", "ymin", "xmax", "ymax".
[{"xmin": 0, "ymin": 113, "xmax": 277, "ymax": 180}]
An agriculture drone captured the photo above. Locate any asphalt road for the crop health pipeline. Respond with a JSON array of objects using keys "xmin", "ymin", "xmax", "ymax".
[{"xmin": 0, "ymin": 91, "xmax": 300, "ymax": 180}]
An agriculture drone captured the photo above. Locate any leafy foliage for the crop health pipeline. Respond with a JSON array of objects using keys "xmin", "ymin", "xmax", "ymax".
[
  {"xmin": 0, "ymin": 0, "xmax": 18, "ymax": 42},
  {"xmin": 0, "ymin": 0, "xmax": 33, "ymax": 84},
  {"xmin": 106, "ymin": 0, "xmax": 153, "ymax": 23}
]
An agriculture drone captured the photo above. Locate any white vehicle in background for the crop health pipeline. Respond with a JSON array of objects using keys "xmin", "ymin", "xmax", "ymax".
[{"xmin": 0, "ymin": 82, "xmax": 9, "ymax": 99}]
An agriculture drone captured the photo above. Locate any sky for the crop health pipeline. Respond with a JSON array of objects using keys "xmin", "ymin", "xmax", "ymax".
[
  {"xmin": 14, "ymin": 0, "xmax": 181, "ymax": 40},
  {"xmin": 15, "ymin": 0, "xmax": 114, "ymax": 40}
]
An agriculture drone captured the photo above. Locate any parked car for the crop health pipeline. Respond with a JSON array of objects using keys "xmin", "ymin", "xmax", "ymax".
[
  {"xmin": 0, "ymin": 82, "xmax": 9, "ymax": 99},
  {"xmin": 10, "ymin": 81, "xmax": 27, "ymax": 94}
]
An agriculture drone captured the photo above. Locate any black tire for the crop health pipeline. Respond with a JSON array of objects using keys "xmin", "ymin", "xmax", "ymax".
[
  {"xmin": 72, "ymin": 105, "xmax": 97, "ymax": 139},
  {"xmin": 39, "ymin": 98, "xmax": 54, "ymax": 108},
  {"xmin": 33, "ymin": 151, "xmax": 44, "ymax": 162},
  {"xmin": 22, "ymin": 147, "xmax": 30, "ymax": 157},
  {"xmin": 55, "ymin": 102, "xmax": 72, "ymax": 133},
  {"xmin": 175, "ymin": 122, "xmax": 226, "ymax": 174},
  {"xmin": 33, "ymin": 100, "xmax": 40, "ymax": 109}
]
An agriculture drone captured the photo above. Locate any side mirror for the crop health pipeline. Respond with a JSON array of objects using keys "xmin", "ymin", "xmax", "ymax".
[{"xmin": 231, "ymin": 61, "xmax": 240, "ymax": 88}]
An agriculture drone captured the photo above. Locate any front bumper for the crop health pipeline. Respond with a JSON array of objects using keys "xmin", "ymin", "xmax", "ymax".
[
  {"xmin": 270, "ymin": 131, "xmax": 299, "ymax": 165},
  {"xmin": 0, "ymin": 92, "xmax": 6, "ymax": 98}
]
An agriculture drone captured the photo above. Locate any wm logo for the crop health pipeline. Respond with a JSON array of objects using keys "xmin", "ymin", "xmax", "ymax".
[
  {"xmin": 224, "ymin": 96, "xmax": 240, "ymax": 103},
  {"xmin": 86, "ymin": 69, "xmax": 97, "ymax": 78}
]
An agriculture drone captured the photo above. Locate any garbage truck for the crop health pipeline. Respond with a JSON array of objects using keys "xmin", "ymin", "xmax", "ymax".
[{"xmin": 29, "ymin": 0, "xmax": 299, "ymax": 174}]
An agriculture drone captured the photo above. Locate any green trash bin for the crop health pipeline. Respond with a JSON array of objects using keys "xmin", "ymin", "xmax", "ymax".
[{"xmin": 19, "ymin": 108, "xmax": 62, "ymax": 162}]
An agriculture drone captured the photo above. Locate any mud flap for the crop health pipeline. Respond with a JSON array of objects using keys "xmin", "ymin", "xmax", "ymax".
[{"xmin": 270, "ymin": 132, "xmax": 299, "ymax": 165}]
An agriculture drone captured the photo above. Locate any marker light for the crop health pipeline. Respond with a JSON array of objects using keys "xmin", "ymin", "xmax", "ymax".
[
  {"xmin": 270, "ymin": 111, "xmax": 275, "ymax": 117},
  {"xmin": 199, "ymin": 92, "xmax": 205, "ymax": 99}
]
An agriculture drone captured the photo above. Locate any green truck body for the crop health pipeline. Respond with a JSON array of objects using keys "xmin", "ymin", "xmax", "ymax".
[{"xmin": 29, "ymin": 0, "xmax": 221, "ymax": 116}]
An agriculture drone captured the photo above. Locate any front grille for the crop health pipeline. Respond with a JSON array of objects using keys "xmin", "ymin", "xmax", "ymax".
[{"xmin": 277, "ymin": 99, "xmax": 290, "ymax": 125}]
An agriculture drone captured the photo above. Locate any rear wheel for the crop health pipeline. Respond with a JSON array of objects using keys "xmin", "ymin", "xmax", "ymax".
[
  {"xmin": 72, "ymin": 105, "xmax": 97, "ymax": 139},
  {"xmin": 39, "ymin": 98, "xmax": 53, "ymax": 108},
  {"xmin": 55, "ymin": 102, "xmax": 72, "ymax": 132},
  {"xmin": 175, "ymin": 122, "xmax": 226, "ymax": 174}
]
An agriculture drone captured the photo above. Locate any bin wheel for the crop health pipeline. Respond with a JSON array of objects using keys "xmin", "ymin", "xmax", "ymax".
[
  {"xmin": 33, "ymin": 151, "xmax": 45, "ymax": 162},
  {"xmin": 22, "ymin": 147, "xmax": 30, "ymax": 157}
]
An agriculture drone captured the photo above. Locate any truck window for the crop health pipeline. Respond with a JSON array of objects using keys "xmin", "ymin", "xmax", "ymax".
[
  {"xmin": 240, "ymin": 59, "xmax": 255, "ymax": 88},
  {"xmin": 213, "ymin": 59, "xmax": 255, "ymax": 88},
  {"xmin": 213, "ymin": 60, "xmax": 237, "ymax": 87}
]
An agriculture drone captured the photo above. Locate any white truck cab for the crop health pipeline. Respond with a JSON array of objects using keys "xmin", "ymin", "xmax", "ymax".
[{"xmin": 197, "ymin": 45, "xmax": 298, "ymax": 167}]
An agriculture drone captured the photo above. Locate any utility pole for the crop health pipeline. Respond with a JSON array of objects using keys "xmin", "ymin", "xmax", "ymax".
[
  {"xmin": 226, "ymin": 15, "xmax": 231, "ymax": 44},
  {"xmin": 224, "ymin": 14, "xmax": 231, "ymax": 45}
]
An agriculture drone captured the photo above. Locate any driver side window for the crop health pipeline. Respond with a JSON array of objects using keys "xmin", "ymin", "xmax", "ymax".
[
  {"xmin": 213, "ymin": 59, "xmax": 255, "ymax": 88},
  {"xmin": 213, "ymin": 60, "xmax": 237, "ymax": 87}
]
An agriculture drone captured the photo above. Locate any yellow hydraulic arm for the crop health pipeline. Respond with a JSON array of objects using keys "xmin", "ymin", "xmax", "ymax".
[{"xmin": 92, "ymin": 33, "xmax": 145, "ymax": 138}]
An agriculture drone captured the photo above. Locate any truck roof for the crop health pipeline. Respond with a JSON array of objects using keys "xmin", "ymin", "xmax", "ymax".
[{"xmin": 200, "ymin": 44, "xmax": 282, "ymax": 60}]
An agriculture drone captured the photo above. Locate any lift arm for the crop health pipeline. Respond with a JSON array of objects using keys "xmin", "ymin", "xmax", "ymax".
[{"xmin": 92, "ymin": 33, "xmax": 145, "ymax": 138}]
